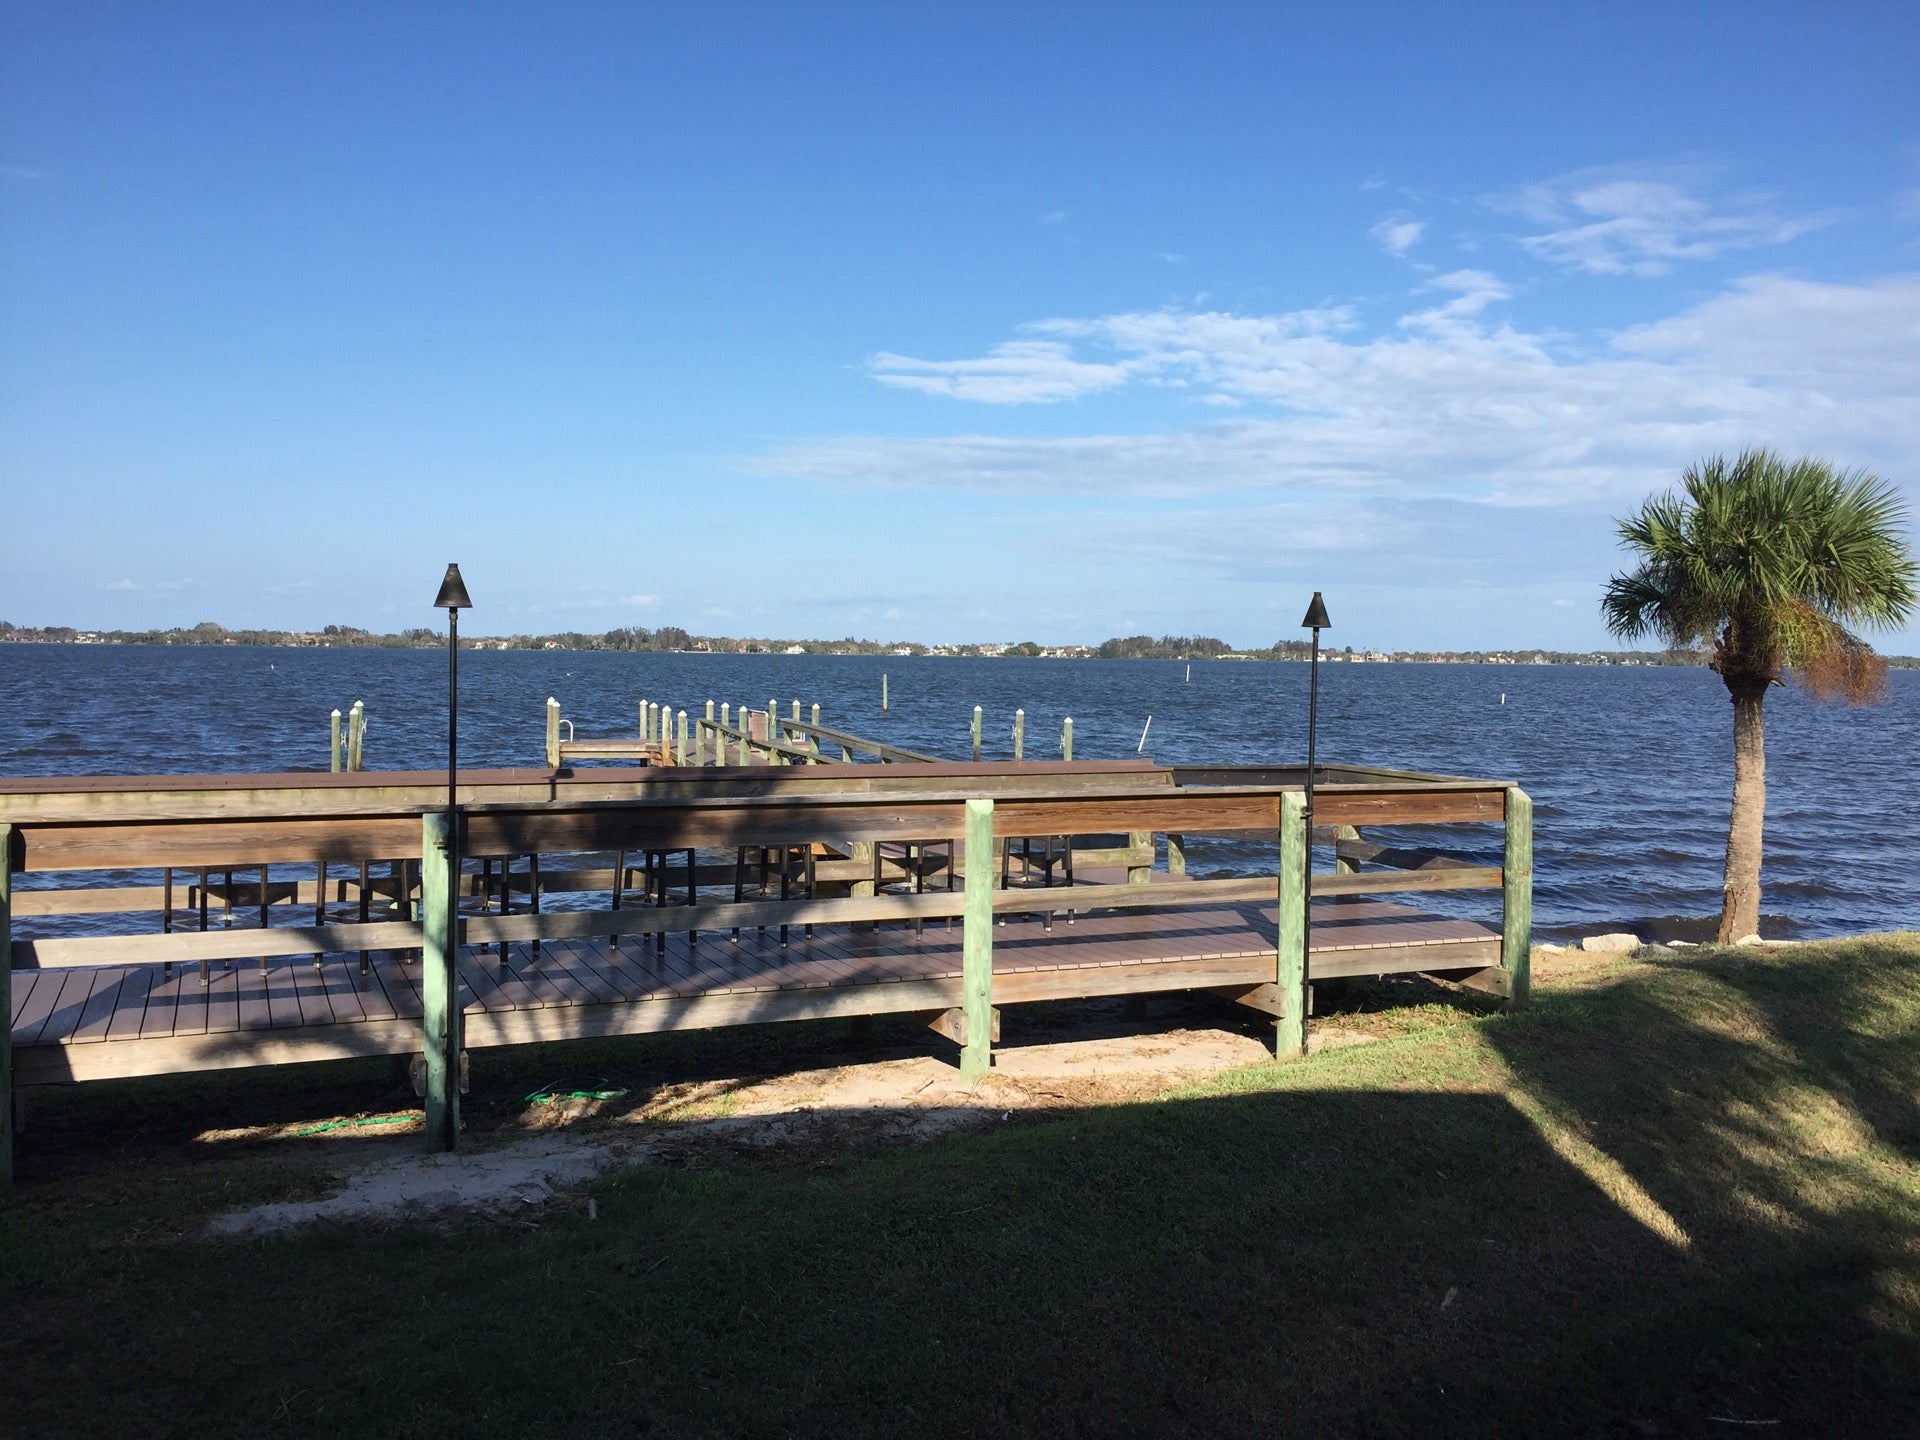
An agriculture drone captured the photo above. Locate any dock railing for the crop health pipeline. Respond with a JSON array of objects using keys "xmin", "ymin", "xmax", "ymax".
[{"xmin": 0, "ymin": 767, "xmax": 1530, "ymax": 1178}]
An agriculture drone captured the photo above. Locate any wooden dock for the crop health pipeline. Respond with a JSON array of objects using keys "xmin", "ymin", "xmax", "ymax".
[
  {"xmin": 0, "ymin": 757, "xmax": 1532, "ymax": 1174},
  {"xmin": 10, "ymin": 898, "xmax": 1496, "ymax": 1084}
]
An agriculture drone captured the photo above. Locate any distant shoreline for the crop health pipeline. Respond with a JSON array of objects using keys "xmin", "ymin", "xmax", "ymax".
[{"xmin": 7, "ymin": 624, "xmax": 1914, "ymax": 667}]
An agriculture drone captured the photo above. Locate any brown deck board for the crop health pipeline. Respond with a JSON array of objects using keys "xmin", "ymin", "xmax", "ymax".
[
  {"xmin": 109, "ymin": 966, "xmax": 161, "ymax": 1039},
  {"xmin": 11, "ymin": 897, "xmax": 1501, "ymax": 1080}
]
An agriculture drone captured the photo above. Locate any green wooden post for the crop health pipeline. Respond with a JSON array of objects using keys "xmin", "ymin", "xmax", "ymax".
[
  {"xmin": 347, "ymin": 700, "xmax": 365, "ymax": 771},
  {"xmin": 971, "ymin": 705, "xmax": 982, "ymax": 762},
  {"xmin": 329, "ymin": 708, "xmax": 342, "ymax": 773},
  {"xmin": 420, "ymin": 810, "xmax": 461, "ymax": 1153},
  {"xmin": 1013, "ymin": 708, "xmax": 1024, "ymax": 761},
  {"xmin": 1127, "ymin": 832, "xmax": 1152, "ymax": 884},
  {"xmin": 1167, "ymin": 833, "xmax": 1186, "ymax": 875},
  {"xmin": 1, "ymin": 823, "xmax": 13, "ymax": 1186},
  {"xmin": 1503, "ymin": 787, "xmax": 1534, "ymax": 1009},
  {"xmin": 544, "ymin": 696, "xmax": 561, "ymax": 767},
  {"xmin": 1276, "ymin": 790, "xmax": 1308, "ymax": 1059},
  {"xmin": 1061, "ymin": 717, "xmax": 1073, "ymax": 761},
  {"xmin": 961, "ymin": 797, "xmax": 995, "ymax": 1083}
]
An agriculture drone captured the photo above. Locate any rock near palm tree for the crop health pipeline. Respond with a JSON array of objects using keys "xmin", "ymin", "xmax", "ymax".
[{"xmin": 1603, "ymin": 450, "xmax": 1916, "ymax": 943}]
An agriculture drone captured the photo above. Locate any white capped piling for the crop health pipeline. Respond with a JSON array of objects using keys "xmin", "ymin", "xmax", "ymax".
[
  {"xmin": 347, "ymin": 701, "xmax": 366, "ymax": 771},
  {"xmin": 1061, "ymin": 717, "xmax": 1073, "ymax": 761},
  {"xmin": 882, "ymin": 673, "xmax": 889, "ymax": 713},
  {"xmin": 676, "ymin": 709, "xmax": 688, "ymax": 765},
  {"xmin": 545, "ymin": 697, "xmax": 561, "ymax": 767},
  {"xmin": 971, "ymin": 705, "xmax": 982, "ymax": 762},
  {"xmin": 1013, "ymin": 708, "xmax": 1024, "ymax": 761},
  {"xmin": 811, "ymin": 702, "xmax": 820, "ymax": 727},
  {"xmin": 330, "ymin": 709, "xmax": 342, "ymax": 773}
]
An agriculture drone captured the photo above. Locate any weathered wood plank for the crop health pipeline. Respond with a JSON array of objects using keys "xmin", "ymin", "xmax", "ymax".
[{"xmin": 1503, "ymin": 787, "xmax": 1533, "ymax": 1010}]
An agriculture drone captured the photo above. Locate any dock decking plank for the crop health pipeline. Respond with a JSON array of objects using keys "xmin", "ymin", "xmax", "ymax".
[{"xmin": 11, "ymin": 896, "xmax": 1506, "ymax": 1084}]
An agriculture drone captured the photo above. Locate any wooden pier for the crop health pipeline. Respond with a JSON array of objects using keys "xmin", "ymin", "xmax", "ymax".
[{"xmin": 0, "ymin": 754, "xmax": 1532, "ymax": 1176}]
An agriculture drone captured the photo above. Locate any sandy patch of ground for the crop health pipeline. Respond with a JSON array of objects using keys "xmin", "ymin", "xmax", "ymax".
[{"xmin": 202, "ymin": 1022, "xmax": 1317, "ymax": 1238}]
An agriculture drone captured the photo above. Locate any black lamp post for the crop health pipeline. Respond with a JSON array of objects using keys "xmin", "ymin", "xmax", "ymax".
[
  {"xmin": 1300, "ymin": 591, "xmax": 1330, "ymax": 1051},
  {"xmin": 434, "ymin": 564, "xmax": 472, "ymax": 819}
]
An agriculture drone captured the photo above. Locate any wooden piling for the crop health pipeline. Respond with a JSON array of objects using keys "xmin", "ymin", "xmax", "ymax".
[
  {"xmin": 961, "ymin": 797, "xmax": 994, "ymax": 1082},
  {"xmin": 347, "ymin": 701, "xmax": 365, "ymax": 772},
  {"xmin": 1013, "ymin": 708, "xmax": 1024, "ymax": 761},
  {"xmin": 677, "ymin": 710, "xmax": 689, "ymax": 765},
  {"xmin": 329, "ymin": 709, "xmax": 342, "ymax": 773},
  {"xmin": 1276, "ymin": 790, "xmax": 1307, "ymax": 1059},
  {"xmin": 1167, "ymin": 833, "xmax": 1186, "ymax": 875},
  {"xmin": 1061, "ymin": 717, "xmax": 1073, "ymax": 762},
  {"xmin": 971, "ymin": 705, "xmax": 983, "ymax": 762},
  {"xmin": 811, "ymin": 703, "xmax": 821, "ymax": 727},
  {"xmin": 882, "ymin": 673, "xmax": 888, "ymax": 713},
  {"xmin": 1334, "ymin": 824, "xmax": 1363, "ymax": 875},
  {"xmin": 1, "ymin": 822, "xmax": 13, "ymax": 1185},
  {"xmin": 545, "ymin": 697, "xmax": 561, "ymax": 768},
  {"xmin": 1503, "ymin": 787, "xmax": 1533, "ymax": 1009},
  {"xmin": 420, "ymin": 810, "xmax": 461, "ymax": 1153}
]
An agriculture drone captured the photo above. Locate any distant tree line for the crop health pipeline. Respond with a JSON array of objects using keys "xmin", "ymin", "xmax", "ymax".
[{"xmin": 2, "ymin": 619, "xmax": 1911, "ymax": 666}]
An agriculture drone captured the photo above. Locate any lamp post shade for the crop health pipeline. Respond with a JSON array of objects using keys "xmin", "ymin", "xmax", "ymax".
[
  {"xmin": 434, "ymin": 563, "xmax": 473, "ymax": 611},
  {"xmin": 1301, "ymin": 591, "xmax": 1331, "ymax": 631}
]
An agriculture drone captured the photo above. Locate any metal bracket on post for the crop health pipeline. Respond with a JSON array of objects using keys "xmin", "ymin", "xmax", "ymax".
[
  {"xmin": 421, "ymin": 810, "xmax": 462, "ymax": 1152},
  {"xmin": 960, "ymin": 797, "xmax": 995, "ymax": 1083}
]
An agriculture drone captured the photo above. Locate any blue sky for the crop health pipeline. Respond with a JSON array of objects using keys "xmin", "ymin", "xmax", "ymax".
[{"xmin": 4, "ymin": 2, "xmax": 1917, "ymax": 649}]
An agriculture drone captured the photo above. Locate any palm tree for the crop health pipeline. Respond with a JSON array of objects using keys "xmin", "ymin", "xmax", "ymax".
[{"xmin": 1602, "ymin": 450, "xmax": 1916, "ymax": 943}]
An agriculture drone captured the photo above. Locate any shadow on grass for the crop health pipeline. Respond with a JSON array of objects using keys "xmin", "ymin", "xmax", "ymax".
[{"xmin": 2, "ymin": 942, "xmax": 1916, "ymax": 1437}]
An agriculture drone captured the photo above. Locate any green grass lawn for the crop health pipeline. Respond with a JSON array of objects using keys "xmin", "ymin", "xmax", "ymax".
[{"xmin": 4, "ymin": 936, "xmax": 1919, "ymax": 1437}]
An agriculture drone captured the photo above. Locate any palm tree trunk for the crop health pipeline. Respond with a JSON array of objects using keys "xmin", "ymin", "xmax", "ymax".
[{"xmin": 1718, "ymin": 683, "xmax": 1767, "ymax": 942}]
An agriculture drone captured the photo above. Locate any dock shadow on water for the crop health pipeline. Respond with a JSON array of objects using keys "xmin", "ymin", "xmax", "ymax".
[{"xmin": 3, "ymin": 943, "xmax": 1917, "ymax": 1438}]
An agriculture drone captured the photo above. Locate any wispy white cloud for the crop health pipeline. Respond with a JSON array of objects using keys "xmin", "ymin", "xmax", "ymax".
[
  {"xmin": 767, "ymin": 273, "xmax": 1920, "ymax": 512},
  {"xmin": 101, "ymin": 579, "xmax": 142, "ymax": 591},
  {"xmin": 1040, "ymin": 209, "xmax": 1067, "ymax": 227},
  {"xmin": 870, "ymin": 339, "xmax": 1139, "ymax": 404},
  {"xmin": 0, "ymin": 163, "xmax": 44, "ymax": 181},
  {"xmin": 1497, "ymin": 164, "xmax": 1832, "ymax": 276},
  {"xmin": 621, "ymin": 593, "xmax": 661, "ymax": 607},
  {"xmin": 1370, "ymin": 216, "xmax": 1425, "ymax": 257}
]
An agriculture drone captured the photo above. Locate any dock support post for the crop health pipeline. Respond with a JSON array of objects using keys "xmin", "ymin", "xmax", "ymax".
[
  {"xmin": 347, "ymin": 701, "xmax": 365, "ymax": 771},
  {"xmin": 1, "ymin": 823, "xmax": 13, "ymax": 1186},
  {"xmin": 1276, "ymin": 790, "xmax": 1308, "ymax": 1059},
  {"xmin": 1334, "ymin": 824, "xmax": 1362, "ymax": 875},
  {"xmin": 329, "ymin": 709, "xmax": 342, "ymax": 773},
  {"xmin": 676, "ymin": 709, "xmax": 688, "ymax": 766},
  {"xmin": 811, "ymin": 702, "xmax": 820, "ymax": 727},
  {"xmin": 545, "ymin": 697, "xmax": 561, "ymax": 768},
  {"xmin": 1502, "ymin": 787, "xmax": 1533, "ymax": 1010},
  {"xmin": 1061, "ymin": 717, "xmax": 1073, "ymax": 761},
  {"xmin": 882, "ymin": 673, "xmax": 888, "ymax": 713},
  {"xmin": 1167, "ymin": 833, "xmax": 1186, "ymax": 875},
  {"xmin": 421, "ymin": 810, "xmax": 461, "ymax": 1153},
  {"xmin": 971, "ymin": 705, "xmax": 982, "ymax": 762},
  {"xmin": 961, "ymin": 797, "xmax": 994, "ymax": 1083},
  {"xmin": 1013, "ymin": 708, "xmax": 1024, "ymax": 761}
]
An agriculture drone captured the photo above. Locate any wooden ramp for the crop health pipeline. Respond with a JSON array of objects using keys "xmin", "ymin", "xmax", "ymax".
[{"xmin": 10, "ymin": 897, "xmax": 1498, "ymax": 1084}]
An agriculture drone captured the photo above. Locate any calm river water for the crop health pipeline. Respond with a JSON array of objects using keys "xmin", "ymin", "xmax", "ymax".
[{"xmin": 2, "ymin": 645, "xmax": 1914, "ymax": 943}]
